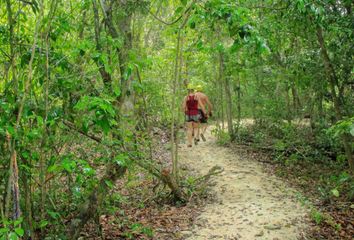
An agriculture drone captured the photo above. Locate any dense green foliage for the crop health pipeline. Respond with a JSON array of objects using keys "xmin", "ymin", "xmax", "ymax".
[{"xmin": 0, "ymin": 0, "xmax": 353, "ymax": 239}]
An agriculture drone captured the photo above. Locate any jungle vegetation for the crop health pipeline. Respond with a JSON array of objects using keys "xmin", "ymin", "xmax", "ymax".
[{"xmin": 0, "ymin": 0, "xmax": 353, "ymax": 239}]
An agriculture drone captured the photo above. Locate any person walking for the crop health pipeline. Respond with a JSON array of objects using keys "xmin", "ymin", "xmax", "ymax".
[
  {"xmin": 182, "ymin": 84, "xmax": 206, "ymax": 147},
  {"xmin": 195, "ymin": 84, "xmax": 213, "ymax": 141}
]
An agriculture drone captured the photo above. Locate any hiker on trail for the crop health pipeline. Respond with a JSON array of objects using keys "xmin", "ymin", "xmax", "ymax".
[
  {"xmin": 195, "ymin": 84, "xmax": 213, "ymax": 141},
  {"xmin": 182, "ymin": 84, "xmax": 206, "ymax": 147}
]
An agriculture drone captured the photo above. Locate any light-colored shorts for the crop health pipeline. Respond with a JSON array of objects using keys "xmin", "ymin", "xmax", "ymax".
[{"xmin": 185, "ymin": 114, "xmax": 200, "ymax": 122}]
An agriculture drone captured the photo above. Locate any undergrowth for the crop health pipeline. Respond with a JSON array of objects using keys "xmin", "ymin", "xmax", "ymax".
[{"xmin": 216, "ymin": 120, "xmax": 354, "ymax": 239}]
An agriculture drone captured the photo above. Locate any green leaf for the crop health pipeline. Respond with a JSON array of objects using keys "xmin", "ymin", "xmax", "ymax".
[
  {"xmin": 105, "ymin": 180, "xmax": 114, "ymax": 189},
  {"xmin": 216, "ymin": 42, "xmax": 225, "ymax": 52},
  {"xmin": 231, "ymin": 39, "xmax": 242, "ymax": 53},
  {"xmin": 189, "ymin": 21, "xmax": 196, "ymax": 29},
  {"xmin": 114, "ymin": 154, "xmax": 130, "ymax": 167},
  {"xmin": 13, "ymin": 217, "xmax": 23, "ymax": 227},
  {"xmin": 124, "ymin": 66, "xmax": 133, "ymax": 80},
  {"xmin": 131, "ymin": 223, "xmax": 142, "ymax": 231},
  {"xmin": 82, "ymin": 120, "xmax": 89, "ymax": 134},
  {"xmin": 0, "ymin": 228, "xmax": 9, "ymax": 234},
  {"xmin": 30, "ymin": 0, "xmax": 39, "ymax": 14},
  {"xmin": 39, "ymin": 220, "xmax": 49, "ymax": 228},
  {"xmin": 105, "ymin": 64, "xmax": 112, "ymax": 75},
  {"xmin": 6, "ymin": 126, "xmax": 15, "ymax": 137},
  {"xmin": 36, "ymin": 115, "xmax": 44, "ymax": 125},
  {"xmin": 175, "ymin": 6, "xmax": 184, "ymax": 15},
  {"xmin": 47, "ymin": 210, "xmax": 60, "ymax": 220},
  {"xmin": 61, "ymin": 157, "xmax": 76, "ymax": 173},
  {"xmin": 82, "ymin": 166, "xmax": 95, "ymax": 176},
  {"xmin": 196, "ymin": 40, "xmax": 203, "ymax": 50},
  {"xmin": 180, "ymin": 0, "xmax": 187, "ymax": 6},
  {"xmin": 47, "ymin": 164, "xmax": 60, "ymax": 173},
  {"xmin": 274, "ymin": 140, "xmax": 286, "ymax": 151},
  {"xmin": 0, "ymin": 126, "xmax": 5, "ymax": 136},
  {"xmin": 113, "ymin": 85, "xmax": 121, "ymax": 97},
  {"xmin": 8, "ymin": 232, "xmax": 18, "ymax": 240},
  {"xmin": 297, "ymin": 0, "xmax": 305, "ymax": 12},
  {"xmin": 14, "ymin": 228, "xmax": 24, "ymax": 237},
  {"xmin": 311, "ymin": 209, "xmax": 323, "ymax": 225},
  {"xmin": 95, "ymin": 117, "xmax": 110, "ymax": 134},
  {"xmin": 331, "ymin": 189, "xmax": 339, "ymax": 197},
  {"xmin": 350, "ymin": 124, "xmax": 354, "ymax": 136}
]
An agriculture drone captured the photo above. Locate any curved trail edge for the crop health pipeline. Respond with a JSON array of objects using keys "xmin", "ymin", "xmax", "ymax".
[{"xmin": 180, "ymin": 128, "xmax": 309, "ymax": 240}]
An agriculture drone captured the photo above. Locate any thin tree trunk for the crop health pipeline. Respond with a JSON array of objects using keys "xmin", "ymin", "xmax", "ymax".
[
  {"xmin": 0, "ymin": 197, "xmax": 4, "ymax": 224},
  {"xmin": 317, "ymin": 91, "xmax": 324, "ymax": 120},
  {"xmin": 69, "ymin": 162, "xmax": 126, "ymax": 239},
  {"xmin": 212, "ymin": 58, "xmax": 221, "ymax": 129},
  {"xmin": 219, "ymin": 57, "xmax": 225, "ymax": 130},
  {"xmin": 285, "ymin": 81, "xmax": 291, "ymax": 123},
  {"xmin": 4, "ymin": 134, "xmax": 14, "ymax": 220},
  {"xmin": 171, "ymin": 13, "xmax": 190, "ymax": 181},
  {"xmin": 291, "ymin": 79, "xmax": 301, "ymax": 115},
  {"xmin": 220, "ymin": 53, "xmax": 234, "ymax": 140},
  {"xmin": 235, "ymin": 73, "xmax": 241, "ymax": 133},
  {"xmin": 92, "ymin": 0, "xmax": 112, "ymax": 86},
  {"xmin": 5, "ymin": 0, "xmax": 18, "ymax": 95},
  {"xmin": 68, "ymin": 2, "xmax": 133, "ymax": 236},
  {"xmin": 39, "ymin": 0, "xmax": 57, "ymax": 221},
  {"xmin": 174, "ymin": 32, "xmax": 184, "ymax": 180},
  {"xmin": 316, "ymin": 26, "xmax": 353, "ymax": 173},
  {"xmin": 39, "ymin": 32, "xmax": 50, "ymax": 221},
  {"xmin": 23, "ymin": 163, "xmax": 34, "ymax": 239},
  {"xmin": 171, "ymin": 31, "xmax": 180, "ymax": 181},
  {"xmin": 5, "ymin": 2, "xmax": 41, "ymax": 221}
]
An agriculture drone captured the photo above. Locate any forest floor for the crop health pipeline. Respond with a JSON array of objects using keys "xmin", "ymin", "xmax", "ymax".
[
  {"xmin": 81, "ymin": 124, "xmax": 352, "ymax": 239},
  {"xmin": 179, "ymin": 128, "xmax": 310, "ymax": 240}
]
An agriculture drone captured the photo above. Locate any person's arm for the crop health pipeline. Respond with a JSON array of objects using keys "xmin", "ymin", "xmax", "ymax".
[
  {"xmin": 198, "ymin": 99, "xmax": 207, "ymax": 116},
  {"xmin": 181, "ymin": 96, "xmax": 187, "ymax": 112},
  {"xmin": 206, "ymin": 96, "xmax": 213, "ymax": 115}
]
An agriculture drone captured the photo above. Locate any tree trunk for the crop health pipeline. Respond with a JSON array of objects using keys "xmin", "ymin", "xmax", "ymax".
[
  {"xmin": 218, "ymin": 56, "xmax": 225, "ymax": 130},
  {"xmin": 316, "ymin": 26, "xmax": 353, "ymax": 173},
  {"xmin": 69, "ymin": 162, "xmax": 126, "ymax": 239},
  {"xmin": 220, "ymin": 53, "xmax": 234, "ymax": 140},
  {"xmin": 234, "ymin": 73, "xmax": 241, "ymax": 134},
  {"xmin": 5, "ymin": 3, "xmax": 41, "ymax": 222},
  {"xmin": 285, "ymin": 81, "xmax": 292, "ymax": 123},
  {"xmin": 291, "ymin": 79, "xmax": 301, "ymax": 115},
  {"xmin": 23, "ymin": 158, "xmax": 34, "ymax": 239},
  {"xmin": 98, "ymin": 0, "xmax": 133, "ymax": 103},
  {"xmin": 171, "ymin": 13, "xmax": 190, "ymax": 181},
  {"xmin": 92, "ymin": 0, "xmax": 112, "ymax": 87},
  {"xmin": 5, "ymin": 0, "xmax": 18, "ymax": 95},
  {"xmin": 170, "ymin": 31, "xmax": 181, "ymax": 182}
]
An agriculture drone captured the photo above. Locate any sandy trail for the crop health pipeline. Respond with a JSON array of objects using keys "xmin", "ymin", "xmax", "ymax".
[{"xmin": 179, "ymin": 128, "xmax": 309, "ymax": 240}]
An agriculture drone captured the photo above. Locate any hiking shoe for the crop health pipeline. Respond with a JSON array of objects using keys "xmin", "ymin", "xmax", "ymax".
[
  {"xmin": 187, "ymin": 144, "xmax": 192, "ymax": 147},
  {"xmin": 194, "ymin": 138, "xmax": 198, "ymax": 145},
  {"xmin": 201, "ymin": 134, "xmax": 206, "ymax": 142}
]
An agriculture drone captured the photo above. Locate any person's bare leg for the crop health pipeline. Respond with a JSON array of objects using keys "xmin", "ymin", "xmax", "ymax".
[
  {"xmin": 196, "ymin": 122, "xmax": 200, "ymax": 140},
  {"xmin": 187, "ymin": 122, "xmax": 193, "ymax": 147},
  {"xmin": 200, "ymin": 123, "xmax": 207, "ymax": 141},
  {"xmin": 203, "ymin": 123, "xmax": 208, "ymax": 134},
  {"xmin": 193, "ymin": 122, "xmax": 200, "ymax": 145}
]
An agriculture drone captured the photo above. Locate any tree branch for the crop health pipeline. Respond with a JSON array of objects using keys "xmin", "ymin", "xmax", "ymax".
[
  {"xmin": 144, "ymin": 3, "xmax": 193, "ymax": 26},
  {"xmin": 62, "ymin": 120, "xmax": 102, "ymax": 143}
]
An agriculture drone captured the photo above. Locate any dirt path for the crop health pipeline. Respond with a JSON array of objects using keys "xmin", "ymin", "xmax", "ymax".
[{"xmin": 179, "ymin": 128, "xmax": 309, "ymax": 240}]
